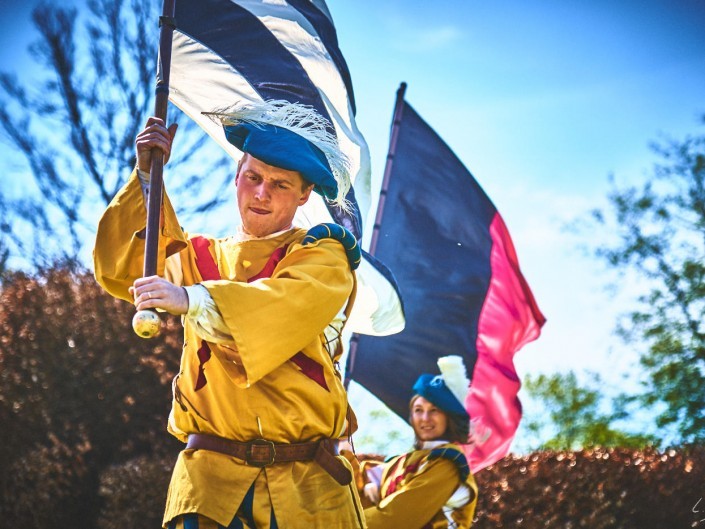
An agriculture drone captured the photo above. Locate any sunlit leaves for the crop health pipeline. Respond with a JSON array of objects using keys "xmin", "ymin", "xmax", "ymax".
[{"xmin": 593, "ymin": 123, "xmax": 705, "ymax": 443}]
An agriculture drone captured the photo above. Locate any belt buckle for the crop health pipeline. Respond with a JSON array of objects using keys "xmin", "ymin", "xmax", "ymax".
[{"xmin": 245, "ymin": 438, "xmax": 276, "ymax": 467}]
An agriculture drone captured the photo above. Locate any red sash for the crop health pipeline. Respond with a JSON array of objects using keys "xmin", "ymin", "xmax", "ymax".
[{"xmin": 190, "ymin": 236, "xmax": 328, "ymax": 391}]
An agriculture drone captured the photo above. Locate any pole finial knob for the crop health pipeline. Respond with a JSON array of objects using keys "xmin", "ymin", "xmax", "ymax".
[{"xmin": 132, "ymin": 309, "xmax": 161, "ymax": 339}]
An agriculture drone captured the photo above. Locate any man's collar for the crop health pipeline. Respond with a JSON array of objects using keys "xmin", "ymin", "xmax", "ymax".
[{"xmin": 235, "ymin": 224, "xmax": 296, "ymax": 242}]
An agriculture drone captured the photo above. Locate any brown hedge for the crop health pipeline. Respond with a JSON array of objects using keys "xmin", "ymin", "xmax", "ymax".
[
  {"xmin": 92, "ymin": 447, "xmax": 705, "ymax": 528},
  {"xmin": 2, "ymin": 268, "xmax": 704, "ymax": 528},
  {"xmin": 96, "ymin": 455, "xmax": 174, "ymax": 529},
  {"xmin": 0, "ymin": 267, "xmax": 182, "ymax": 528},
  {"xmin": 472, "ymin": 446, "xmax": 705, "ymax": 529}
]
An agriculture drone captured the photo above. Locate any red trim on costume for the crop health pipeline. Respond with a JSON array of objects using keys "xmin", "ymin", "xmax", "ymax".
[
  {"xmin": 191, "ymin": 236, "xmax": 220, "ymax": 391},
  {"xmin": 290, "ymin": 352, "xmax": 329, "ymax": 391},
  {"xmin": 190, "ymin": 236, "xmax": 330, "ymax": 392},
  {"xmin": 247, "ymin": 245, "xmax": 289, "ymax": 282},
  {"xmin": 245, "ymin": 243, "xmax": 329, "ymax": 391},
  {"xmin": 384, "ymin": 455, "xmax": 421, "ymax": 497},
  {"xmin": 194, "ymin": 341, "xmax": 211, "ymax": 391},
  {"xmin": 191, "ymin": 236, "xmax": 221, "ymax": 281}
]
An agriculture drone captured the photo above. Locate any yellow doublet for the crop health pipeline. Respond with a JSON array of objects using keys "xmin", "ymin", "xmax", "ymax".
[
  {"xmin": 363, "ymin": 444, "xmax": 477, "ymax": 529},
  {"xmin": 94, "ymin": 171, "xmax": 364, "ymax": 528}
]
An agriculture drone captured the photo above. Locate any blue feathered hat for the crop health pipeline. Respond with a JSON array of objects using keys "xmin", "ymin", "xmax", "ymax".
[
  {"xmin": 206, "ymin": 100, "xmax": 351, "ymax": 208},
  {"xmin": 412, "ymin": 356, "xmax": 470, "ymax": 419}
]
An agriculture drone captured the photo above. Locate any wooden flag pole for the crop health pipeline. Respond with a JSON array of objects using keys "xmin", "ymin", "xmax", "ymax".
[
  {"xmin": 344, "ymin": 82, "xmax": 408, "ymax": 387},
  {"xmin": 132, "ymin": 0, "xmax": 177, "ymax": 339},
  {"xmin": 368, "ymin": 81, "xmax": 407, "ymax": 256}
]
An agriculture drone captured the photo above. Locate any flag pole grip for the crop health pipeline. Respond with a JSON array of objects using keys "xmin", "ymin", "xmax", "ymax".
[{"xmin": 134, "ymin": 0, "xmax": 176, "ymax": 339}]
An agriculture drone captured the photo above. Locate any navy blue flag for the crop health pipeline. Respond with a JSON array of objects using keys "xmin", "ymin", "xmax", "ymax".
[
  {"xmin": 347, "ymin": 91, "xmax": 545, "ymax": 471},
  {"xmin": 168, "ymin": 0, "xmax": 404, "ymax": 335}
]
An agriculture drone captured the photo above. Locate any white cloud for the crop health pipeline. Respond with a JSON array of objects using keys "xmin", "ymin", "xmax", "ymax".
[
  {"xmin": 410, "ymin": 25, "xmax": 463, "ymax": 51},
  {"xmin": 386, "ymin": 21, "xmax": 463, "ymax": 53}
]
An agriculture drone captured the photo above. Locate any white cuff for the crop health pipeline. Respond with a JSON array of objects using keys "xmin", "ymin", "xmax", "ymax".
[
  {"xmin": 445, "ymin": 483, "xmax": 471, "ymax": 509},
  {"xmin": 136, "ymin": 167, "xmax": 151, "ymax": 202},
  {"xmin": 363, "ymin": 482, "xmax": 380, "ymax": 505},
  {"xmin": 183, "ymin": 284, "xmax": 234, "ymax": 344},
  {"xmin": 136, "ymin": 167, "xmax": 151, "ymax": 183},
  {"xmin": 184, "ymin": 284, "xmax": 210, "ymax": 318}
]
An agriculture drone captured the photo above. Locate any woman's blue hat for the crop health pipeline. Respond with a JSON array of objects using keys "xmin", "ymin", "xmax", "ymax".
[
  {"xmin": 413, "ymin": 374, "xmax": 468, "ymax": 418},
  {"xmin": 412, "ymin": 355, "xmax": 471, "ymax": 418},
  {"xmin": 206, "ymin": 100, "xmax": 351, "ymax": 207}
]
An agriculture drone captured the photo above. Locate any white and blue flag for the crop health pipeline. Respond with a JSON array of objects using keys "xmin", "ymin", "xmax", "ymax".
[{"xmin": 168, "ymin": 0, "xmax": 404, "ymax": 336}]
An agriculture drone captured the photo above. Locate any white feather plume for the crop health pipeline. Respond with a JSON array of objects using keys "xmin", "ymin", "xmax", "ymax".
[{"xmin": 437, "ymin": 355, "xmax": 470, "ymax": 406}]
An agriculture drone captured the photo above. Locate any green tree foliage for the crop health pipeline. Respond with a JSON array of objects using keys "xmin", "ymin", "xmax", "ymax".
[
  {"xmin": 0, "ymin": 0, "xmax": 230, "ymax": 271},
  {"xmin": 0, "ymin": 266, "xmax": 182, "ymax": 528},
  {"xmin": 354, "ymin": 406, "xmax": 410, "ymax": 455},
  {"xmin": 591, "ymin": 121, "xmax": 705, "ymax": 444},
  {"xmin": 522, "ymin": 372, "xmax": 655, "ymax": 450}
]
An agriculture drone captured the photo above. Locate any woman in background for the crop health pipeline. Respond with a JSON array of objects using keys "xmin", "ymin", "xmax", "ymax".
[{"xmin": 359, "ymin": 356, "xmax": 479, "ymax": 529}]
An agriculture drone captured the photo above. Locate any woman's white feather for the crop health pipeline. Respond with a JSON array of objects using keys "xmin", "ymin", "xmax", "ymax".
[{"xmin": 437, "ymin": 355, "xmax": 470, "ymax": 406}]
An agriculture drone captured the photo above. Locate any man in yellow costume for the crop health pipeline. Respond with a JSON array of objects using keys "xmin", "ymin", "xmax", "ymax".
[{"xmin": 94, "ymin": 100, "xmax": 366, "ymax": 529}]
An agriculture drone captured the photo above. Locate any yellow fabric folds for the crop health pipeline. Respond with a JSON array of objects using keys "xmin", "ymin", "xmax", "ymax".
[
  {"xmin": 363, "ymin": 444, "xmax": 477, "ymax": 529},
  {"xmin": 94, "ymin": 171, "xmax": 363, "ymax": 528}
]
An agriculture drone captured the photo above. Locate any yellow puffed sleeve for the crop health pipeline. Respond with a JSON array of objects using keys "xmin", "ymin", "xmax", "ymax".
[
  {"xmin": 204, "ymin": 237, "xmax": 354, "ymax": 386},
  {"xmin": 93, "ymin": 169, "xmax": 187, "ymax": 301},
  {"xmin": 364, "ymin": 457, "xmax": 460, "ymax": 529}
]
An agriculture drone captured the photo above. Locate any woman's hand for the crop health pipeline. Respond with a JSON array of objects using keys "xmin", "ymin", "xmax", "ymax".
[{"xmin": 363, "ymin": 482, "xmax": 380, "ymax": 505}]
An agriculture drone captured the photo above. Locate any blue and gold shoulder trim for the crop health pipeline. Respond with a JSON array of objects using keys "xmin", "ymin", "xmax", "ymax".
[
  {"xmin": 302, "ymin": 223, "xmax": 361, "ymax": 270},
  {"xmin": 428, "ymin": 446, "xmax": 470, "ymax": 482}
]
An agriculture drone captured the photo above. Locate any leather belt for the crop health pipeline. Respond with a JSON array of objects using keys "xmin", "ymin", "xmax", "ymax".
[{"xmin": 186, "ymin": 433, "xmax": 352, "ymax": 486}]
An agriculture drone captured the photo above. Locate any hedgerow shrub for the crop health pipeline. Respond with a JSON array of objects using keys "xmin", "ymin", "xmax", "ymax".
[
  {"xmin": 0, "ymin": 267, "xmax": 182, "ymax": 528},
  {"xmin": 473, "ymin": 446, "xmax": 705, "ymax": 529}
]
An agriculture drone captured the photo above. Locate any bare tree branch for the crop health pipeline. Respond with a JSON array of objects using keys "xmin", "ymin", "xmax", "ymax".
[{"xmin": 0, "ymin": 0, "xmax": 232, "ymax": 270}]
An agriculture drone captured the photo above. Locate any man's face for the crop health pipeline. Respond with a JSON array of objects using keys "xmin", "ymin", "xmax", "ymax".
[{"xmin": 235, "ymin": 154, "xmax": 313, "ymax": 237}]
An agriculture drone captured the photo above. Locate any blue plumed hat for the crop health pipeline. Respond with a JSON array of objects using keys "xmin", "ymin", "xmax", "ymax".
[
  {"xmin": 412, "ymin": 355, "xmax": 470, "ymax": 419},
  {"xmin": 206, "ymin": 100, "xmax": 351, "ymax": 208}
]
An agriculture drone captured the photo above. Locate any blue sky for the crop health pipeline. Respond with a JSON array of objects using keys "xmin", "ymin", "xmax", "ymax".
[
  {"xmin": 2, "ymin": 0, "xmax": 704, "ymax": 452},
  {"xmin": 323, "ymin": 0, "xmax": 705, "ymax": 449}
]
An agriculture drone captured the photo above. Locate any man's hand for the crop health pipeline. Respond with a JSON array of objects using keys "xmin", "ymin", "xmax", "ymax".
[
  {"xmin": 135, "ymin": 117, "xmax": 178, "ymax": 173},
  {"xmin": 130, "ymin": 275, "xmax": 188, "ymax": 315}
]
